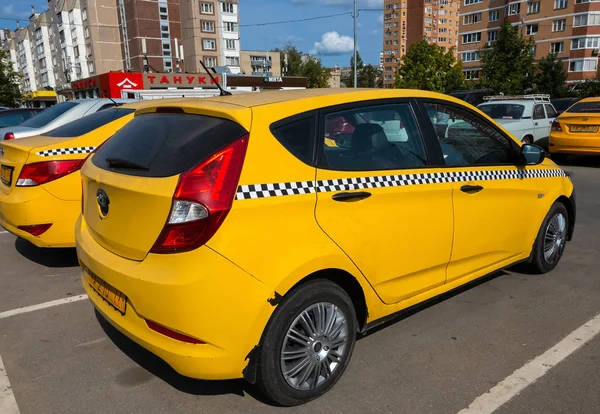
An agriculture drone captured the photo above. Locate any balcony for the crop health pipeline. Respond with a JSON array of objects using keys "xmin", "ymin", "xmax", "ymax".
[{"xmin": 252, "ymin": 71, "xmax": 273, "ymax": 76}]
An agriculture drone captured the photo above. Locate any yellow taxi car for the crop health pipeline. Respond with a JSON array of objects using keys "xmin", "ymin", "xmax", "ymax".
[
  {"xmin": 76, "ymin": 89, "xmax": 575, "ymax": 406},
  {"xmin": 0, "ymin": 101, "xmax": 150, "ymax": 247},
  {"xmin": 549, "ymin": 97, "xmax": 600, "ymax": 162}
]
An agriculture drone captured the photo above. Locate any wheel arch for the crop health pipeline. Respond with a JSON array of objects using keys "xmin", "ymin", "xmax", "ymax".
[{"xmin": 556, "ymin": 194, "xmax": 576, "ymax": 241}]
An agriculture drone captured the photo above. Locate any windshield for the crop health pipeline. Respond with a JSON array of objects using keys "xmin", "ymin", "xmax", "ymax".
[
  {"xmin": 478, "ymin": 104, "xmax": 525, "ymax": 120},
  {"xmin": 43, "ymin": 108, "xmax": 135, "ymax": 138},
  {"xmin": 566, "ymin": 101, "xmax": 600, "ymax": 114},
  {"xmin": 20, "ymin": 102, "xmax": 80, "ymax": 128}
]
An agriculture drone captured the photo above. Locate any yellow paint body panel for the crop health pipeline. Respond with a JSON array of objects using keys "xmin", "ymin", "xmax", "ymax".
[
  {"xmin": 550, "ymin": 97, "xmax": 600, "ymax": 155},
  {"xmin": 75, "ymin": 89, "xmax": 574, "ymax": 381}
]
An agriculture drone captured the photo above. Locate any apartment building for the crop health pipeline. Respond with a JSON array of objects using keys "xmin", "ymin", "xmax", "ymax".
[
  {"xmin": 240, "ymin": 50, "xmax": 281, "ymax": 76},
  {"xmin": 382, "ymin": 0, "xmax": 461, "ymax": 88},
  {"xmin": 180, "ymin": 0, "xmax": 241, "ymax": 73},
  {"xmin": 459, "ymin": 0, "xmax": 600, "ymax": 83}
]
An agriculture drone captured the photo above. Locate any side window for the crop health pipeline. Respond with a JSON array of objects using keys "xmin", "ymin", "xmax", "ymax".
[
  {"xmin": 423, "ymin": 102, "xmax": 519, "ymax": 167},
  {"xmin": 270, "ymin": 116, "xmax": 316, "ymax": 165},
  {"xmin": 533, "ymin": 104, "xmax": 545, "ymax": 120},
  {"xmin": 319, "ymin": 103, "xmax": 427, "ymax": 171},
  {"xmin": 545, "ymin": 104, "xmax": 558, "ymax": 119}
]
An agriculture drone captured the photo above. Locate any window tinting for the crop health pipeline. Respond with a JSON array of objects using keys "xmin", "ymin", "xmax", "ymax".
[
  {"xmin": 545, "ymin": 104, "xmax": 558, "ymax": 118},
  {"xmin": 320, "ymin": 103, "xmax": 427, "ymax": 171},
  {"xmin": 0, "ymin": 111, "xmax": 27, "ymax": 127},
  {"xmin": 533, "ymin": 104, "xmax": 546, "ymax": 120},
  {"xmin": 92, "ymin": 113, "xmax": 247, "ymax": 177},
  {"xmin": 566, "ymin": 101, "xmax": 600, "ymax": 113},
  {"xmin": 270, "ymin": 116, "xmax": 316, "ymax": 165},
  {"xmin": 20, "ymin": 101, "xmax": 79, "ymax": 128},
  {"xmin": 423, "ymin": 102, "xmax": 519, "ymax": 167},
  {"xmin": 478, "ymin": 104, "xmax": 525, "ymax": 120},
  {"xmin": 43, "ymin": 108, "xmax": 134, "ymax": 138}
]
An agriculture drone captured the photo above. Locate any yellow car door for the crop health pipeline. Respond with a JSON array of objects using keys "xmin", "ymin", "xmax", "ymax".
[
  {"xmin": 314, "ymin": 100, "xmax": 454, "ymax": 305},
  {"xmin": 420, "ymin": 100, "xmax": 544, "ymax": 284}
]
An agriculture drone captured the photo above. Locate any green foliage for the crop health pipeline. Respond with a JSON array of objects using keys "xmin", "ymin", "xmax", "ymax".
[
  {"xmin": 533, "ymin": 53, "xmax": 568, "ymax": 98},
  {"xmin": 341, "ymin": 53, "xmax": 382, "ymax": 88},
  {"xmin": 0, "ymin": 50, "xmax": 22, "ymax": 107},
  {"xmin": 576, "ymin": 68, "xmax": 600, "ymax": 98},
  {"xmin": 480, "ymin": 21, "xmax": 535, "ymax": 94},
  {"xmin": 394, "ymin": 40, "xmax": 463, "ymax": 92},
  {"xmin": 274, "ymin": 45, "xmax": 330, "ymax": 88}
]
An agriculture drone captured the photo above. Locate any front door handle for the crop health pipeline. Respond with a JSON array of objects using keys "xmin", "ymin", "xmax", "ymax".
[
  {"xmin": 460, "ymin": 185, "xmax": 484, "ymax": 194},
  {"xmin": 534, "ymin": 122, "xmax": 539, "ymax": 126},
  {"xmin": 332, "ymin": 191, "xmax": 372, "ymax": 202}
]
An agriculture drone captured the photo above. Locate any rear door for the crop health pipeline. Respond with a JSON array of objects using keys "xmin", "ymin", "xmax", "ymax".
[
  {"xmin": 420, "ymin": 100, "xmax": 542, "ymax": 283},
  {"xmin": 533, "ymin": 104, "xmax": 548, "ymax": 142},
  {"xmin": 314, "ymin": 100, "xmax": 454, "ymax": 305}
]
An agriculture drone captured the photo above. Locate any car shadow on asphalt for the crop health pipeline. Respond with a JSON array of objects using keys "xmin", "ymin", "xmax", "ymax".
[
  {"xmin": 94, "ymin": 309, "xmax": 271, "ymax": 404},
  {"xmin": 554, "ymin": 155, "xmax": 600, "ymax": 169},
  {"xmin": 14, "ymin": 237, "xmax": 79, "ymax": 268}
]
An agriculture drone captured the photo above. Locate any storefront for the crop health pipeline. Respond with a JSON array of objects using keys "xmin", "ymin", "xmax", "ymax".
[{"xmin": 22, "ymin": 91, "xmax": 58, "ymax": 108}]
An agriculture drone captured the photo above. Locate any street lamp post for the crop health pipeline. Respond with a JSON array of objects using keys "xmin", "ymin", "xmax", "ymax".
[{"xmin": 353, "ymin": 0, "xmax": 357, "ymax": 88}]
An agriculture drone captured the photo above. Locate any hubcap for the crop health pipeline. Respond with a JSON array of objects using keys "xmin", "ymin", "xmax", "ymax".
[
  {"xmin": 280, "ymin": 302, "xmax": 349, "ymax": 391},
  {"xmin": 543, "ymin": 213, "xmax": 567, "ymax": 264}
]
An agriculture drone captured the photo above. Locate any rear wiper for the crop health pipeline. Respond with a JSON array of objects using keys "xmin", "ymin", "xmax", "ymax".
[{"xmin": 105, "ymin": 158, "xmax": 149, "ymax": 170}]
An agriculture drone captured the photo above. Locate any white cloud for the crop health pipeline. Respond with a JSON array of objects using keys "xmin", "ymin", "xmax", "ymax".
[
  {"xmin": 310, "ymin": 31, "xmax": 355, "ymax": 55},
  {"xmin": 377, "ymin": 14, "xmax": 384, "ymax": 24},
  {"xmin": 2, "ymin": 5, "xmax": 14, "ymax": 15},
  {"xmin": 371, "ymin": 29, "xmax": 378, "ymax": 36}
]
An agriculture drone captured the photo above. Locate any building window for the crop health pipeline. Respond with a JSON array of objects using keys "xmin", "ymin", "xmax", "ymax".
[
  {"xmin": 569, "ymin": 58, "xmax": 598, "ymax": 72},
  {"xmin": 528, "ymin": 1, "xmax": 540, "ymax": 14},
  {"xmin": 161, "ymin": 25, "xmax": 169, "ymax": 32},
  {"xmin": 553, "ymin": 19, "xmax": 566, "ymax": 32},
  {"xmin": 572, "ymin": 37, "xmax": 600, "ymax": 49},
  {"xmin": 226, "ymin": 56, "xmax": 239, "ymax": 66},
  {"xmin": 203, "ymin": 39, "xmax": 216, "ymax": 50},
  {"xmin": 162, "ymin": 42, "xmax": 170, "ymax": 50},
  {"xmin": 555, "ymin": 0, "xmax": 568, "ymax": 9},
  {"xmin": 526, "ymin": 24, "xmax": 539, "ymax": 35},
  {"xmin": 71, "ymin": 27, "xmax": 77, "ymax": 40},
  {"xmin": 530, "ymin": 45, "xmax": 537, "ymax": 55},
  {"xmin": 59, "ymin": 30, "xmax": 66, "ymax": 43},
  {"xmin": 463, "ymin": 12, "xmax": 482, "ymax": 25},
  {"xmin": 84, "ymin": 27, "xmax": 89, "ymax": 39},
  {"xmin": 202, "ymin": 21, "xmax": 215, "ymax": 32},
  {"xmin": 88, "ymin": 61, "xmax": 94, "ymax": 73},
  {"xmin": 225, "ymin": 39, "xmax": 236, "ymax": 49},
  {"xmin": 160, "ymin": 6, "xmax": 167, "ymax": 13},
  {"xmin": 551, "ymin": 42, "xmax": 564, "ymax": 54},
  {"xmin": 201, "ymin": 3, "xmax": 214, "ymax": 14},
  {"xmin": 506, "ymin": 3, "xmax": 520, "ymax": 16},
  {"xmin": 489, "ymin": 11, "xmax": 499, "ymax": 22},
  {"xmin": 73, "ymin": 45, "xmax": 79, "ymax": 57},
  {"xmin": 82, "ymin": 8, "xmax": 87, "ymax": 21},
  {"xmin": 463, "ymin": 69, "xmax": 480, "ymax": 80},
  {"xmin": 462, "ymin": 51, "xmax": 480, "ymax": 62},
  {"xmin": 574, "ymin": 14, "xmax": 600, "ymax": 27},
  {"xmin": 462, "ymin": 32, "xmax": 481, "ymax": 44},
  {"xmin": 204, "ymin": 56, "xmax": 217, "ymax": 66},
  {"xmin": 464, "ymin": 0, "xmax": 483, "ymax": 5},
  {"xmin": 224, "ymin": 22, "xmax": 238, "ymax": 32},
  {"xmin": 222, "ymin": 2, "xmax": 234, "ymax": 13}
]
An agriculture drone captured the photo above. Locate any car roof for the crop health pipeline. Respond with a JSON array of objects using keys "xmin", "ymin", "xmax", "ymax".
[
  {"xmin": 576, "ymin": 97, "xmax": 600, "ymax": 103},
  {"xmin": 479, "ymin": 100, "xmax": 535, "ymax": 106},
  {"xmin": 137, "ymin": 89, "xmax": 465, "ymax": 110}
]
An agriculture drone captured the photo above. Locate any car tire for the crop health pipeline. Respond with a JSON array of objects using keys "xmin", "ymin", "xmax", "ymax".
[
  {"xmin": 551, "ymin": 153, "xmax": 568, "ymax": 164},
  {"xmin": 255, "ymin": 279, "xmax": 357, "ymax": 406},
  {"xmin": 529, "ymin": 202, "xmax": 569, "ymax": 274},
  {"xmin": 522, "ymin": 135, "xmax": 533, "ymax": 144}
]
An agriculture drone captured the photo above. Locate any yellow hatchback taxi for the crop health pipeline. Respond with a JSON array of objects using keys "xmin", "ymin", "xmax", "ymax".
[
  {"xmin": 549, "ymin": 97, "xmax": 600, "ymax": 162},
  {"xmin": 76, "ymin": 89, "xmax": 575, "ymax": 406},
  {"xmin": 0, "ymin": 104, "xmax": 141, "ymax": 247}
]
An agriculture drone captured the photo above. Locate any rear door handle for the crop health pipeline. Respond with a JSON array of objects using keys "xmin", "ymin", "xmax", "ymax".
[
  {"xmin": 460, "ymin": 185, "xmax": 484, "ymax": 194},
  {"xmin": 332, "ymin": 191, "xmax": 372, "ymax": 202}
]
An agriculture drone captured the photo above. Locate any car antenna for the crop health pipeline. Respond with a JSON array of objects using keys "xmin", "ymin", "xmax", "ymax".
[
  {"xmin": 199, "ymin": 60, "xmax": 231, "ymax": 96},
  {"xmin": 99, "ymin": 89, "xmax": 121, "ymax": 107}
]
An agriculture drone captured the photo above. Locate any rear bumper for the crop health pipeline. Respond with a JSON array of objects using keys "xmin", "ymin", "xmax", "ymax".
[
  {"xmin": 75, "ymin": 216, "xmax": 275, "ymax": 380},
  {"xmin": 549, "ymin": 134, "xmax": 600, "ymax": 155},
  {"xmin": 0, "ymin": 185, "xmax": 78, "ymax": 247}
]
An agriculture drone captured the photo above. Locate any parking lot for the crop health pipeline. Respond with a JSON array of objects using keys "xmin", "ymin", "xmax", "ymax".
[{"xmin": 0, "ymin": 157, "xmax": 599, "ymax": 414}]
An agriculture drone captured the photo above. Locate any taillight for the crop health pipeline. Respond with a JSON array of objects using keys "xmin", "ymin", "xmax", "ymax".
[
  {"xmin": 150, "ymin": 135, "xmax": 249, "ymax": 254},
  {"xmin": 17, "ymin": 160, "xmax": 85, "ymax": 187},
  {"xmin": 146, "ymin": 320, "xmax": 205, "ymax": 344},
  {"xmin": 4, "ymin": 132, "xmax": 14, "ymax": 140},
  {"xmin": 551, "ymin": 119, "xmax": 562, "ymax": 132},
  {"xmin": 18, "ymin": 223, "xmax": 52, "ymax": 236}
]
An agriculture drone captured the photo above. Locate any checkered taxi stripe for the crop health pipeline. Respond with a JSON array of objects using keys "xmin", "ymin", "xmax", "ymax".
[
  {"xmin": 36, "ymin": 146, "xmax": 96, "ymax": 157},
  {"xmin": 235, "ymin": 168, "xmax": 566, "ymax": 200}
]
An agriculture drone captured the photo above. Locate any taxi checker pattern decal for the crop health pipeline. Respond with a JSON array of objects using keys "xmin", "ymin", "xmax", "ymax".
[
  {"xmin": 235, "ymin": 168, "xmax": 566, "ymax": 200},
  {"xmin": 36, "ymin": 146, "xmax": 96, "ymax": 157}
]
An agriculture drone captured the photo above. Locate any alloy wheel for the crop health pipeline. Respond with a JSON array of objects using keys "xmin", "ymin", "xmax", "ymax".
[{"xmin": 543, "ymin": 212, "xmax": 567, "ymax": 264}]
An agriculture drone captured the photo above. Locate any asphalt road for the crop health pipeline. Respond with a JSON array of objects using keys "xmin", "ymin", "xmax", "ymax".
[{"xmin": 1, "ymin": 156, "xmax": 599, "ymax": 414}]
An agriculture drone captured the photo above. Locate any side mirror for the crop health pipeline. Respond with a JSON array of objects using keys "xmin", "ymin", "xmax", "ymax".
[{"xmin": 521, "ymin": 144, "xmax": 545, "ymax": 165}]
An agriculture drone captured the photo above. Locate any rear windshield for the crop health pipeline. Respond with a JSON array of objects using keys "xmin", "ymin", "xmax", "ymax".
[
  {"xmin": 92, "ymin": 112, "xmax": 248, "ymax": 177},
  {"xmin": 43, "ymin": 108, "xmax": 134, "ymax": 138},
  {"xmin": 20, "ymin": 101, "xmax": 79, "ymax": 128},
  {"xmin": 552, "ymin": 99, "xmax": 578, "ymax": 113},
  {"xmin": 566, "ymin": 101, "xmax": 600, "ymax": 113},
  {"xmin": 478, "ymin": 104, "xmax": 525, "ymax": 120}
]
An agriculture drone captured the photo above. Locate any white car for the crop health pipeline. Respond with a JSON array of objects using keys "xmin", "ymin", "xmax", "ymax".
[
  {"xmin": 477, "ymin": 95, "xmax": 558, "ymax": 144},
  {"xmin": 0, "ymin": 98, "xmax": 136, "ymax": 140}
]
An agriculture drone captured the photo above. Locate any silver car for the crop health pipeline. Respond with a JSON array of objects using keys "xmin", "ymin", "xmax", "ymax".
[{"xmin": 0, "ymin": 98, "xmax": 137, "ymax": 140}]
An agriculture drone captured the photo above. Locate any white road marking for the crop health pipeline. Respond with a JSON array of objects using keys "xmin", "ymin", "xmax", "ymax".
[
  {"xmin": 0, "ymin": 231, "xmax": 8, "ymax": 235},
  {"xmin": 0, "ymin": 294, "xmax": 88, "ymax": 320},
  {"xmin": 0, "ymin": 352, "xmax": 19, "ymax": 414},
  {"xmin": 458, "ymin": 313, "xmax": 600, "ymax": 414}
]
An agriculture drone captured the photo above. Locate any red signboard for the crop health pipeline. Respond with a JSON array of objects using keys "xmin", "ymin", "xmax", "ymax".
[{"xmin": 71, "ymin": 72, "xmax": 143, "ymax": 98}]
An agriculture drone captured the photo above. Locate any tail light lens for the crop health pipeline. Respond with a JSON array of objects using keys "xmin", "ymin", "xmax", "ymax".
[
  {"xmin": 4, "ymin": 132, "xmax": 14, "ymax": 140},
  {"xmin": 17, "ymin": 160, "xmax": 85, "ymax": 187},
  {"xmin": 18, "ymin": 223, "xmax": 52, "ymax": 236},
  {"xmin": 150, "ymin": 135, "xmax": 249, "ymax": 254},
  {"xmin": 551, "ymin": 119, "xmax": 562, "ymax": 132},
  {"xmin": 146, "ymin": 320, "xmax": 205, "ymax": 344}
]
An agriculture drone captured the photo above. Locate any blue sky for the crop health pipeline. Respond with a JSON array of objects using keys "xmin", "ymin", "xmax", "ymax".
[{"xmin": 0, "ymin": 0, "xmax": 383, "ymax": 68}]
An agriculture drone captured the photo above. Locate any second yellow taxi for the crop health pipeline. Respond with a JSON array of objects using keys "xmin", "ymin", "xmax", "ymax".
[{"xmin": 549, "ymin": 97, "xmax": 600, "ymax": 162}]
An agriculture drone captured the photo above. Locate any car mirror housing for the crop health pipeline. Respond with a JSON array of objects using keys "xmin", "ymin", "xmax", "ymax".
[{"xmin": 521, "ymin": 144, "xmax": 545, "ymax": 165}]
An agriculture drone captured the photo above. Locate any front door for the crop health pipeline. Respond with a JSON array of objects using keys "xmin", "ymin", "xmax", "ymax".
[
  {"xmin": 421, "ymin": 101, "xmax": 542, "ymax": 283},
  {"xmin": 314, "ymin": 100, "xmax": 454, "ymax": 304}
]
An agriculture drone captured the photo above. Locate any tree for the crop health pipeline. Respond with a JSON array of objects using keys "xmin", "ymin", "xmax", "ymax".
[
  {"xmin": 273, "ymin": 45, "xmax": 330, "ymax": 88},
  {"xmin": 533, "ymin": 53, "xmax": 568, "ymax": 97},
  {"xmin": 0, "ymin": 50, "xmax": 22, "ymax": 108},
  {"xmin": 359, "ymin": 64, "xmax": 381, "ymax": 88},
  {"xmin": 576, "ymin": 67, "xmax": 600, "ymax": 98},
  {"xmin": 394, "ymin": 40, "xmax": 462, "ymax": 92},
  {"xmin": 343, "ymin": 52, "xmax": 364, "ymax": 88},
  {"xmin": 480, "ymin": 20, "xmax": 535, "ymax": 94},
  {"xmin": 445, "ymin": 59, "xmax": 466, "ymax": 93}
]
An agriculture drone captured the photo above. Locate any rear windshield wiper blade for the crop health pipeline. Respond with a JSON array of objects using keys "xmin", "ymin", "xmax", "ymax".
[{"xmin": 105, "ymin": 158, "xmax": 149, "ymax": 170}]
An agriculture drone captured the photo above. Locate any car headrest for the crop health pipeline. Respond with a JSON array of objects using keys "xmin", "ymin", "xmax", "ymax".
[{"xmin": 351, "ymin": 123, "xmax": 388, "ymax": 153}]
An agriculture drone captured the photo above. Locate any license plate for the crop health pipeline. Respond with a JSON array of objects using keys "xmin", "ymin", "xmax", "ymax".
[
  {"xmin": 0, "ymin": 165, "xmax": 13, "ymax": 186},
  {"xmin": 570, "ymin": 125, "xmax": 599, "ymax": 133},
  {"xmin": 85, "ymin": 267, "xmax": 127, "ymax": 315}
]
